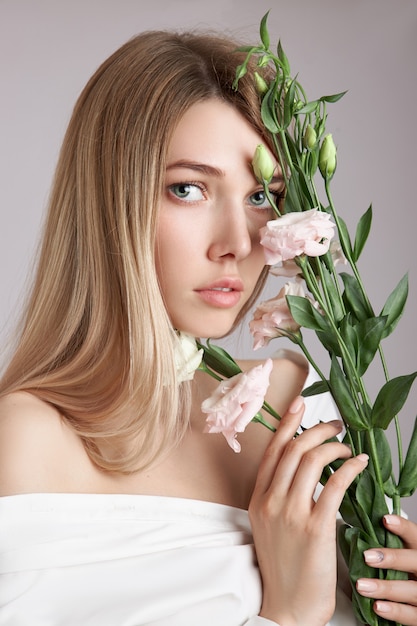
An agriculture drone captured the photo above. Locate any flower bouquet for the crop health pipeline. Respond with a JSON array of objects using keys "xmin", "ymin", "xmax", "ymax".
[{"xmin": 197, "ymin": 12, "xmax": 417, "ymax": 626}]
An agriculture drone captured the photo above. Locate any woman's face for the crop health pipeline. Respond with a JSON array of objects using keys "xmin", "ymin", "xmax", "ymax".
[{"xmin": 156, "ymin": 99, "xmax": 283, "ymax": 339}]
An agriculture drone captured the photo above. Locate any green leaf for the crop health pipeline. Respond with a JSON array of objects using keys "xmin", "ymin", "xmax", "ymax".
[
  {"xmin": 340, "ymin": 272, "xmax": 370, "ymax": 322},
  {"xmin": 372, "ymin": 428, "xmax": 393, "ymax": 483},
  {"xmin": 301, "ymin": 380, "xmax": 330, "ymax": 397},
  {"xmin": 380, "ymin": 273, "xmax": 409, "ymax": 339},
  {"xmin": 337, "ymin": 522, "xmax": 353, "ymax": 565},
  {"xmin": 353, "ymin": 204, "xmax": 372, "ymax": 262},
  {"xmin": 356, "ymin": 469, "xmax": 389, "ymax": 544},
  {"xmin": 277, "ymin": 39, "xmax": 290, "ymax": 75},
  {"xmin": 336, "ymin": 216, "xmax": 353, "ymax": 258},
  {"xmin": 235, "ymin": 45, "xmax": 260, "ymax": 53},
  {"xmin": 233, "ymin": 63, "xmax": 248, "ymax": 86},
  {"xmin": 370, "ymin": 372, "xmax": 417, "ymax": 429},
  {"xmin": 260, "ymin": 83, "xmax": 280, "ymax": 133},
  {"xmin": 354, "ymin": 316, "xmax": 387, "ymax": 376},
  {"xmin": 259, "ymin": 11, "xmax": 270, "ymax": 50},
  {"xmin": 294, "ymin": 100, "xmax": 318, "ymax": 115},
  {"xmin": 320, "ymin": 91, "xmax": 347, "ymax": 103},
  {"xmin": 338, "ymin": 489, "xmax": 363, "ymax": 528},
  {"xmin": 286, "ymin": 295, "xmax": 326, "ymax": 331},
  {"xmin": 398, "ymin": 417, "xmax": 417, "ymax": 496},
  {"xmin": 283, "ymin": 78, "xmax": 297, "ymax": 129},
  {"xmin": 384, "ymin": 533, "xmax": 408, "ymax": 581},
  {"xmin": 329, "ymin": 356, "xmax": 368, "ymax": 429},
  {"xmin": 316, "ymin": 328, "xmax": 342, "ymax": 356},
  {"xmin": 320, "ymin": 263, "xmax": 344, "ymax": 323},
  {"xmin": 198, "ymin": 340, "xmax": 242, "ymax": 378},
  {"xmin": 343, "ymin": 528, "xmax": 380, "ymax": 626},
  {"xmin": 283, "ymin": 171, "xmax": 305, "ymax": 213},
  {"xmin": 339, "ymin": 316, "xmax": 360, "ymax": 367},
  {"xmin": 306, "ymin": 147, "xmax": 319, "ymax": 177}
]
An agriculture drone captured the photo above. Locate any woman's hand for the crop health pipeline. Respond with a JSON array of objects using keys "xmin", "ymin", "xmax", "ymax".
[
  {"xmin": 249, "ymin": 395, "xmax": 368, "ymax": 626},
  {"xmin": 356, "ymin": 514, "xmax": 417, "ymax": 625}
]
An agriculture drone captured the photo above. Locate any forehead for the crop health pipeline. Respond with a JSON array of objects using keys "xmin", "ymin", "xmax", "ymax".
[{"xmin": 166, "ymin": 99, "xmax": 275, "ymax": 170}]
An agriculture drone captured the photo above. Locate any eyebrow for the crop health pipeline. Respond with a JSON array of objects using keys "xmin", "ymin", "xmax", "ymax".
[
  {"xmin": 166, "ymin": 160, "xmax": 225, "ymax": 177},
  {"xmin": 166, "ymin": 160, "xmax": 286, "ymax": 187}
]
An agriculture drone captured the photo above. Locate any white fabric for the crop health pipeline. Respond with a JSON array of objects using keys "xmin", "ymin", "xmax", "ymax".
[{"xmin": 0, "ymin": 362, "xmax": 359, "ymax": 626}]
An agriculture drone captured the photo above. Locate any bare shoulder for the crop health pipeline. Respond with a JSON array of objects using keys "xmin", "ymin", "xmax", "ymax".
[{"xmin": 0, "ymin": 391, "xmax": 87, "ymax": 496}]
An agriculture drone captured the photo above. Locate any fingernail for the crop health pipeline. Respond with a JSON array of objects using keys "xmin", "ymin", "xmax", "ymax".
[
  {"xmin": 356, "ymin": 453, "xmax": 369, "ymax": 463},
  {"xmin": 384, "ymin": 514, "xmax": 400, "ymax": 526},
  {"xmin": 356, "ymin": 579, "xmax": 377, "ymax": 592},
  {"xmin": 288, "ymin": 396, "xmax": 304, "ymax": 414},
  {"xmin": 374, "ymin": 601, "xmax": 390, "ymax": 614},
  {"xmin": 364, "ymin": 549, "xmax": 384, "ymax": 564}
]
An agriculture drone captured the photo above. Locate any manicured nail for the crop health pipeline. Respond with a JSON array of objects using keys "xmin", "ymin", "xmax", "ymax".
[
  {"xmin": 384, "ymin": 514, "xmax": 400, "ymax": 526},
  {"xmin": 356, "ymin": 453, "xmax": 369, "ymax": 463},
  {"xmin": 288, "ymin": 396, "xmax": 304, "ymax": 414},
  {"xmin": 364, "ymin": 549, "xmax": 384, "ymax": 564},
  {"xmin": 356, "ymin": 579, "xmax": 377, "ymax": 592},
  {"xmin": 374, "ymin": 601, "xmax": 390, "ymax": 614}
]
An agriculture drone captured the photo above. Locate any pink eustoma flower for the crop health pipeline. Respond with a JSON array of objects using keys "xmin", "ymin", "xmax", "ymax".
[
  {"xmin": 250, "ymin": 280, "xmax": 306, "ymax": 350},
  {"xmin": 269, "ymin": 258, "xmax": 302, "ymax": 278},
  {"xmin": 202, "ymin": 359, "xmax": 273, "ymax": 453},
  {"xmin": 260, "ymin": 208, "xmax": 335, "ymax": 265}
]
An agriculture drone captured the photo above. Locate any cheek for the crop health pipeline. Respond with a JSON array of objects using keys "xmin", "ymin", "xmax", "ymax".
[
  {"xmin": 249, "ymin": 238, "xmax": 267, "ymax": 273},
  {"xmin": 155, "ymin": 216, "xmax": 199, "ymax": 283}
]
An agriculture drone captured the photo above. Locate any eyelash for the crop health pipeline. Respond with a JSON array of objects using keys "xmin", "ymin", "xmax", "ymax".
[
  {"xmin": 249, "ymin": 188, "xmax": 285, "ymax": 212},
  {"xmin": 167, "ymin": 181, "xmax": 284, "ymax": 209},
  {"xmin": 168, "ymin": 182, "xmax": 206, "ymax": 203}
]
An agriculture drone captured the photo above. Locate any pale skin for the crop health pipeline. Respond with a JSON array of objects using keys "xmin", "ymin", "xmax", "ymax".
[{"xmin": 1, "ymin": 99, "xmax": 417, "ymax": 625}]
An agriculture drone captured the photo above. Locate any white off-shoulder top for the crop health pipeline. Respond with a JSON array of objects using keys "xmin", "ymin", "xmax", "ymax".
[{"xmin": 0, "ymin": 359, "xmax": 359, "ymax": 625}]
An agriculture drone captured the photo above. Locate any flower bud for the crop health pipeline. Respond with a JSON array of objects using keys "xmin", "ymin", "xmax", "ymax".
[
  {"xmin": 319, "ymin": 133, "xmax": 337, "ymax": 179},
  {"xmin": 254, "ymin": 71, "xmax": 268, "ymax": 96},
  {"xmin": 303, "ymin": 124, "xmax": 317, "ymax": 150},
  {"xmin": 252, "ymin": 144, "xmax": 275, "ymax": 183},
  {"xmin": 257, "ymin": 54, "xmax": 271, "ymax": 68}
]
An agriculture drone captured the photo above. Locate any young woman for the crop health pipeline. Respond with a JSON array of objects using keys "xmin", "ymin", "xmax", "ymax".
[{"xmin": 1, "ymin": 30, "xmax": 417, "ymax": 626}]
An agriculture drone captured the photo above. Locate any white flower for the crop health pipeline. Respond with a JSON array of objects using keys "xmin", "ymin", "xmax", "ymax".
[{"xmin": 174, "ymin": 332, "xmax": 203, "ymax": 383}]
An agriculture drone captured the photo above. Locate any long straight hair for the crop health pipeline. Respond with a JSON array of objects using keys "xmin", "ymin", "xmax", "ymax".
[{"xmin": 0, "ymin": 31, "xmax": 271, "ymax": 472}]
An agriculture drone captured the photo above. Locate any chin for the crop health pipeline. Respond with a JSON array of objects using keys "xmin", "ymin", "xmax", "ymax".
[
  {"xmin": 177, "ymin": 323, "xmax": 235, "ymax": 341},
  {"xmin": 173, "ymin": 309, "xmax": 241, "ymax": 341}
]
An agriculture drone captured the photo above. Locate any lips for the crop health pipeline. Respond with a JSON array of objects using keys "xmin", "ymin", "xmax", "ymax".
[{"xmin": 195, "ymin": 278, "xmax": 244, "ymax": 308}]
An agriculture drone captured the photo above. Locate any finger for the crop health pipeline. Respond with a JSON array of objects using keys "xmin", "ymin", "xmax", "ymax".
[
  {"xmin": 364, "ymin": 546, "xmax": 417, "ymax": 577},
  {"xmin": 357, "ymin": 577, "xmax": 417, "ymax": 605},
  {"xmin": 268, "ymin": 420, "xmax": 344, "ymax": 498},
  {"xmin": 312, "ymin": 453, "xmax": 369, "ymax": 521},
  {"xmin": 282, "ymin": 440, "xmax": 353, "ymax": 508},
  {"xmin": 373, "ymin": 599, "xmax": 417, "ymax": 626},
  {"xmin": 252, "ymin": 395, "xmax": 305, "ymax": 496},
  {"xmin": 383, "ymin": 514, "xmax": 417, "ymax": 549}
]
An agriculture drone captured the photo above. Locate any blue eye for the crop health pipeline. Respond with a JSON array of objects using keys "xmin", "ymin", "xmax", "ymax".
[
  {"xmin": 249, "ymin": 190, "xmax": 269, "ymax": 207},
  {"xmin": 249, "ymin": 189, "xmax": 283, "ymax": 211},
  {"xmin": 169, "ymin": 183, "xmax": 204, "ymax": 202}
]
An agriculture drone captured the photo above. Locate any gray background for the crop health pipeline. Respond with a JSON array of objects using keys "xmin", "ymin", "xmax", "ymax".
[{"xmin": 1, "ymin": 0, "xmax": 417, "ymax": 514}]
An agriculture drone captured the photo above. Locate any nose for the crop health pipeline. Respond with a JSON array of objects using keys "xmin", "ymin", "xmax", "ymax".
[{"xmin": 207, "ymin": 204, "xmax": 253, "ymax": 262}]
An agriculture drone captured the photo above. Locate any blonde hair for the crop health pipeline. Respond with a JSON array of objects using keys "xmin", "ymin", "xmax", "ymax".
[{"xmin": 0, "ymin": 31, "xmax": 271, "ymax": 472}]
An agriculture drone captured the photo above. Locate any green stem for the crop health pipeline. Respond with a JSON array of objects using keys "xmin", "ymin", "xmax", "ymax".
[
  {"xmin": 325, "ymin": 179, "xmax": 404, "ymax": 475},
  {"xmin": 198, "ymin": 361, "xmax": 224, "ymax": 382},
  {"xmin": 262, "ymin": 400, "xmax": 281, "ymax": 421},
  {"xmin": 290, "ymin": 334, "xmax": 327, "ymax": 384},
  {"xmin": 253, "ymin": 411, "xmax": 276, "ymax": 432},
  {"xmin": 324, "ymin": 179, "xmax": 372, "ymax": 313},
  {"xmin": 297, "ymin": 259, "xmax": 371, "ymax": 425},
  {"xmin": 366, "ymin": 428, "xmax": 385, "ymax": 493}
]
